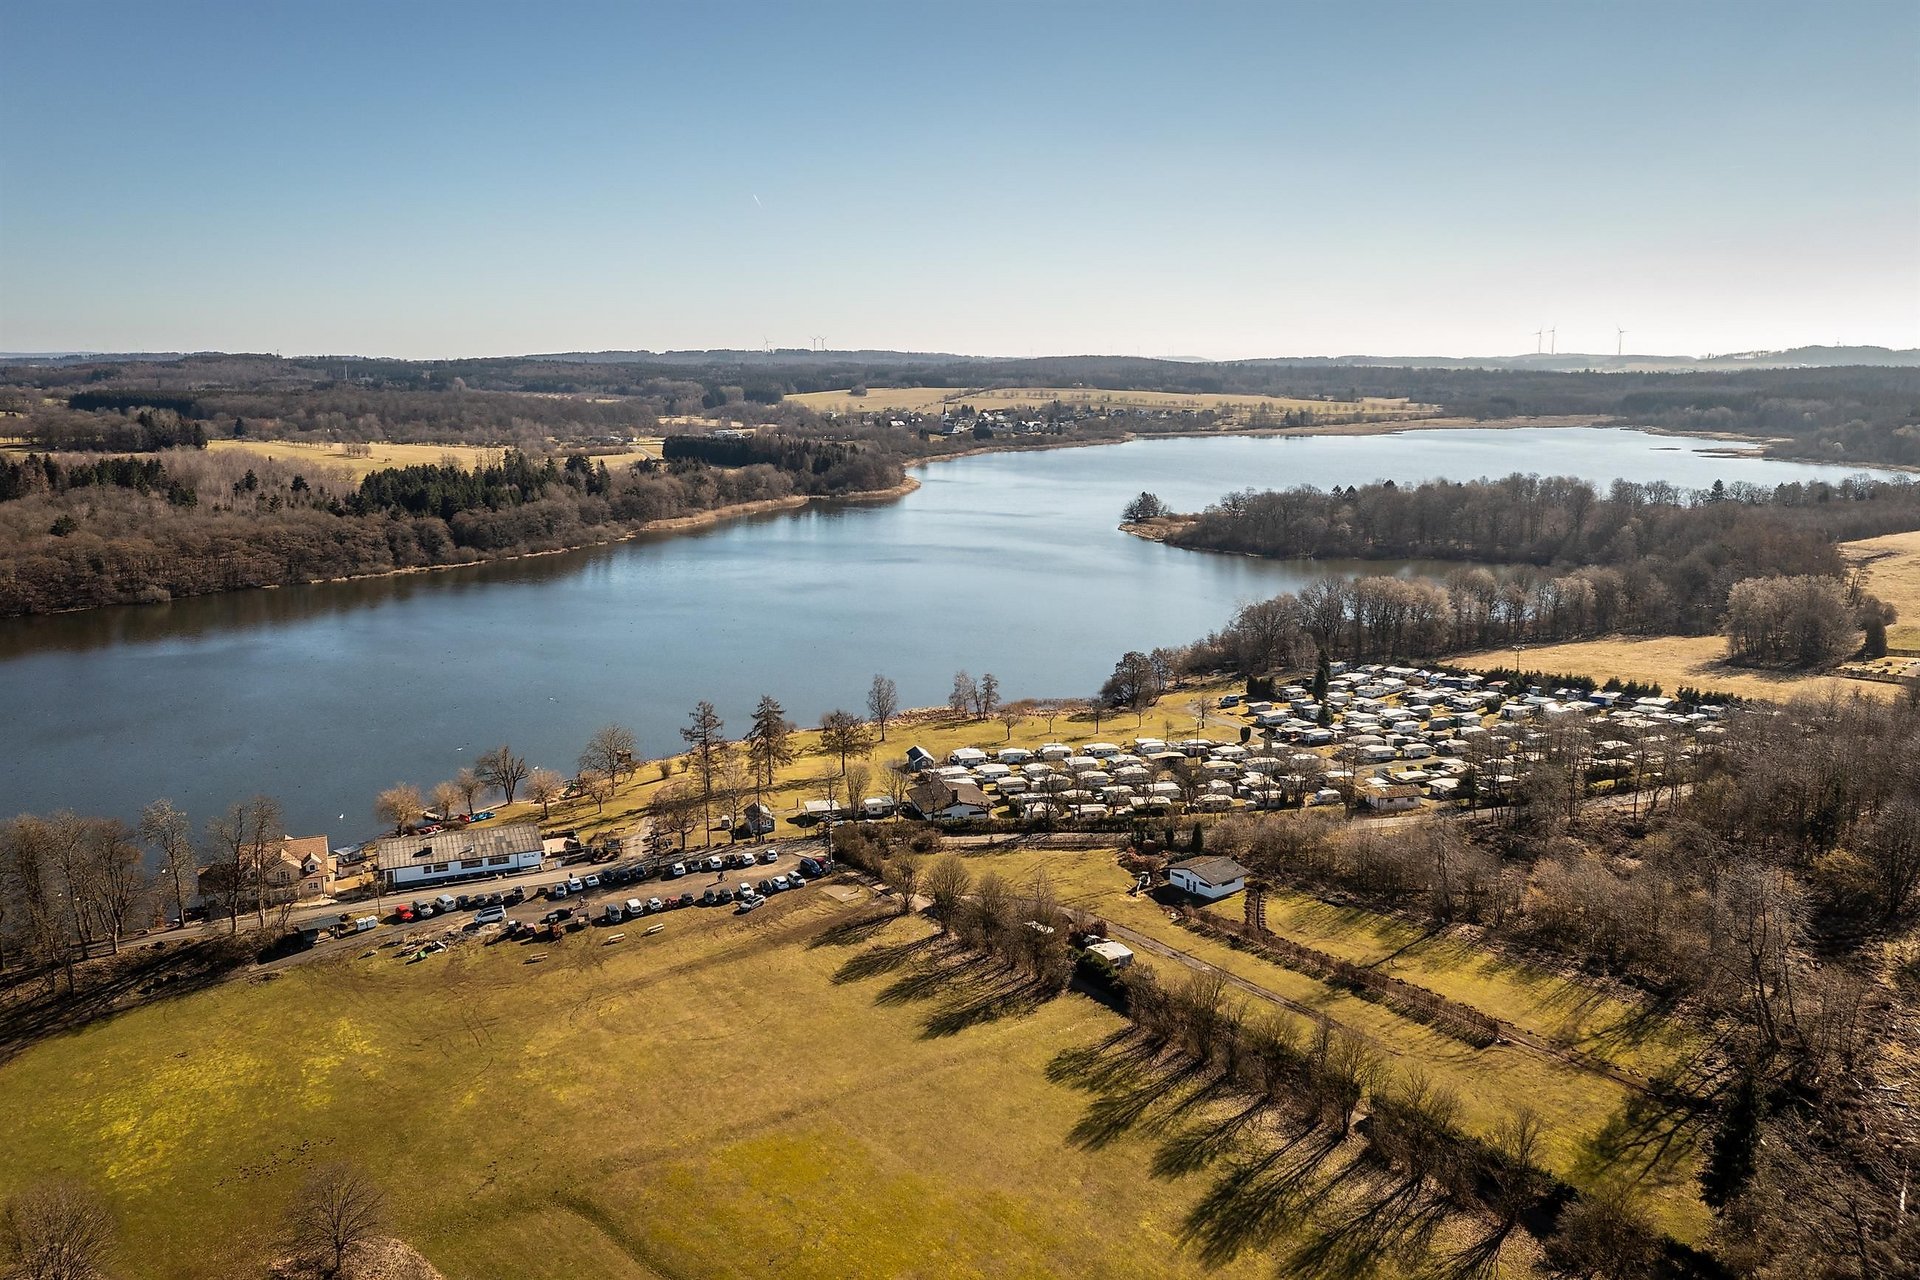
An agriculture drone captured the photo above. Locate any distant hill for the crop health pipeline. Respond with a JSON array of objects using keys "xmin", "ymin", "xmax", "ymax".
[{"xmin": 1251, "ymin": 346, "xmax": 1920, "ymax": 373}]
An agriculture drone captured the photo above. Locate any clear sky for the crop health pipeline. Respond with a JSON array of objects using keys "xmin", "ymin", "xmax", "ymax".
[{"xmin": 2, "ymin": 1, "xmax": 1916, "ymax": 360}]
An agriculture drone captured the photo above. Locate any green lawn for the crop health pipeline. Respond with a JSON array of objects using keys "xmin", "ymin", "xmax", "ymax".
[
  {"xmin": 1197, "ymin": 886, "xmax": 1700, "ymax": 1080},
  {"xmin": 939, "ymin": 846, "xmax": 1710, "ymax": 1245},
  {"xmin": 0, "ymin": 889, "xmax": 1348, "ymax": 1280}
]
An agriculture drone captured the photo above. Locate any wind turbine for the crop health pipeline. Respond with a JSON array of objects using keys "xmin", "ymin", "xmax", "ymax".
[
  {"xmin": 1548, "ymin": 326, "xmax": 1557, "ymax": 355},
  {"xmin": 1533, "ymin": 328, "xmax": 1544, "ymax": 354},
  {"xmin": 1616, "ymin": 326, "xmax": 1627, "ymax": 357}
]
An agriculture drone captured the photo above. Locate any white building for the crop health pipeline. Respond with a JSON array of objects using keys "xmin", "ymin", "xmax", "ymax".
[
  {"xmin": 1166, "ymin": 855, "xmax": 1250, "ymax": 901},
  {"xmin": 375, "ymin": 822, "xmax": 545, "ymax": 890}
]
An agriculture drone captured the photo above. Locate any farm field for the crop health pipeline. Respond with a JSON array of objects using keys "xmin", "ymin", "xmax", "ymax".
[
  {"xmin": 788, "ymin": 385, "xmax": 1428, "ymax": 421},
  {"xmin": 0, "ymin": 887, "xmax": 1481, "ymax": 1280},
  {"xmin": 1451, "ymin": 634, "xmax": 1894, "ymax": 702},
  {"xmin": 200, "ymin": 437, "xmax": 664, "ymax": 479},
  {"xmin": 941, "ymin": 845, "xmax": 1708, "ymax": 1244}
]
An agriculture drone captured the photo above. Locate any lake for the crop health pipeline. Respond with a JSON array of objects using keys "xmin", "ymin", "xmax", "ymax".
[{"xmin": 0, "ymin": 426, "xmax": 1894, "ymax": 841}]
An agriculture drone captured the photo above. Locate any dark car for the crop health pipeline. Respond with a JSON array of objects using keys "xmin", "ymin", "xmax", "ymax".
[
  {"xmin": 675, "ymin": 893, "xmax": 695, "ymax": 909},
  {"xmin": 503, "ymin": 887, "xmax": 526, "ymax": 906},
  {"xmin": 798, "ymin": 856, "xmax": 831, "ymax": 877},
  {"xmin": 540, "ymin": 907, "xmax": 574, "ymax": 925}
]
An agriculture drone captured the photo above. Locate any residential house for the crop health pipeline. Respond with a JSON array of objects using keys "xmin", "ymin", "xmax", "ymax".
[
  {"xmin": 1167, "ymin": 855, "xmax": 1250, "ymax": 901},
  {"xmin": 906, "ymin": 779, "xmax": 992, "ymax": 821}
]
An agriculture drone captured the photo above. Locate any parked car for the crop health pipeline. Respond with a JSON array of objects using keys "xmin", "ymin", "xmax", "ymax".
[
  {"xmin": 798, "ymin": 856, "xmax": 831, "ymax": 877},
  {"xmin": 473, "ymin": 905, "xmax": 507, "ymax": 926},
  {"xmin": 582, "ymin": 874, "xmax": 601, "ymax": 890},
  {"xmin": 770, "ymin": 875, "xmax": 791, "ymax": 892},
  {"xmin": 503, "ymin": 887, "xmax": 526, "ymax": 906},
  {"xmin": 675, "ymin": 893, "xmax": 695, "ymax": 909},
  {"xmin": 758, "ymin": 849, "xmax": 779, "ymax": 865},
  {"xmin": 603, "ymin": 902, "xmax": 625, "ymax": 924},
  {"xmin": 646, "ymin": 897, "xmax": 665, "ymax": 913},
  {"xmin": 565, "ymin": 876, "xmax": 585, "ymax": 894},
  {"xmin": 736, "ymin": 893, "xmax": 765, "ymax": 913},
  {"xmin": 541, "ymin": 907, "xmax": 573, "ymax": 925},
  {"xmin": 757, "ymin": 878, "xmax": 777, "ymax": 895},
  {"xmin": 702, "ymin": 886, "xmax": 733, "ymax": 906}
]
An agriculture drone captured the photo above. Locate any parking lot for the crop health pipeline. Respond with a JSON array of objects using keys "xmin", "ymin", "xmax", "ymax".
[{"xmin": 330, "ymin": 839, "xmax": 839, "ymax": 944}]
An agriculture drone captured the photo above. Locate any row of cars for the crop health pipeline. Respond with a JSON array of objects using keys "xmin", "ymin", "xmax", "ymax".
[
  {"xmin": 390, "ymin": 884, "xmax": 528, "ymax": 924},
  {"xmin": 542, "ymin": 849, "xmax": 783, "ymax": 902}
]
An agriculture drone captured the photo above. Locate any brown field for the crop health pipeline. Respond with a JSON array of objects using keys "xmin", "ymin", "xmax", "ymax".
[
  {"xmin": 1452, "ymin": 634, "xmax": 1896, "ymax": 702},
  {"xmin": 788, "ymin": 385, "xmax": 1431, "ymax": 420},
  {"xmin": 1844, "ymin": 528, "xmax": 1920, "ymax": 650},
  {"xmin": 197, "ymin": 438, "xmax": 664, "ymax": 479}
]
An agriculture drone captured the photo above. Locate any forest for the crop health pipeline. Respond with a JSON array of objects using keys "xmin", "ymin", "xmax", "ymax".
[
  {"xmin": 0, "ymin": 444, "xmax": 900, "ymax": 616},
  {"xmin": 6, "ymin": 350, "xmax": 1919, "ymax": 463},
  {"xmin": 1153, "ymin": 474, "xmax": 1916, "ymax": 650}
]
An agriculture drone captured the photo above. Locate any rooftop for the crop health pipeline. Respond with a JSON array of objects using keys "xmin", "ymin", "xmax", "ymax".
[{"xmin": 373, "ymin": 822, "xmax": 543, "ymax": 873}]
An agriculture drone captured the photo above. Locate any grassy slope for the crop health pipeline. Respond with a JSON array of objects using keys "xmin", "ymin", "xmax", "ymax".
[
  {"xmin": 0, "ymin": 895, "xmax": 1297, "ymax": 1280},
  {"xmin": 1845, "ymin": 528, "xmax": 1920, "ymax": 649},
  {"xmin": 947, "ymin": 846, "xmax": 1707, "ymax": 1244},
  {"xmin": 1451, "ymin": 634, "xmax": 1890, "ymax": 702}
]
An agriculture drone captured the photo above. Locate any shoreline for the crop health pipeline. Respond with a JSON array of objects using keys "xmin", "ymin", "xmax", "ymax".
[{"xmin": 14, "ymin": 411, "xmax": 1880, "ymax": 618}]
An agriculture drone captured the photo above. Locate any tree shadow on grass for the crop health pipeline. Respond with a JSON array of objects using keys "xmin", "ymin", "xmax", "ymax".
[
  {"xmin": 807, "ymin": 909, "xmax": 899, "ymax": 950},
  {"xmin": 830, "ymin": 933, "xmax": 940, "ymax": 984},
  {"xmin": 1177, "ymin": 1124, "xmax": 1354, "ymax": 1270}
]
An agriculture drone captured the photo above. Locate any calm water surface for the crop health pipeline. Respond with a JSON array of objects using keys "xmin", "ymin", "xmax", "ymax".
[{"xmin": 0, "ymin": 427, "xmax": 1893, "ymax": 839}]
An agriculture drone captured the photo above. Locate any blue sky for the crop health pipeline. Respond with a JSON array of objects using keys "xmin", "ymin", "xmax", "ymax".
[{"xmin": 2, "ymin": 1, "xmax": 1915, "ymax": 358}]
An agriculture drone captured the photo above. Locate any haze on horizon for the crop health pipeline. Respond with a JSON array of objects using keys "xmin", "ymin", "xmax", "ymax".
[{"xmin": 2, "ymin": 0, "xmax": 1915, "ymax": 362}]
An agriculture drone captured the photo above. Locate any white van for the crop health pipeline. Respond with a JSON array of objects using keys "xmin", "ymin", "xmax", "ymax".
[
  {"xmin": 473, "ymin": 905, "xmax": 507, "ymax": 926},
  {"xmin": 352, "ymin": 915, "xmax": 379, "ymax": 933}
]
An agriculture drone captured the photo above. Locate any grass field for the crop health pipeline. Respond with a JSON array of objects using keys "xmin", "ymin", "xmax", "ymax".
[
  {"xmin": 934, "ymin": 846, "xmax": 1707, "ymax": 1244},
  {"xmin": 199, "ymin": 438, "xmax": 664, "ymax": 479},
  {"xmin": 1452, "ymin": 634, "xmax": 1893, "ymax": 702},
  {"xmin": 0, "ymin": 888, "xmax": 1501, "ymax": 1280},
  {"xmin": 1845, "ymin": 528, "xmax": 1920, "ymax": 650},
  {"xmin": 788, "ymin": 386, "xmax": 1429, "ymax": 421}
]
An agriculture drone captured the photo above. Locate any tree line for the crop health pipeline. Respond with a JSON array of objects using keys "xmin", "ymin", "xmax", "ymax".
[{"xmin": 0, "ymin": 443, "xmax": 901, "ymax": 616}]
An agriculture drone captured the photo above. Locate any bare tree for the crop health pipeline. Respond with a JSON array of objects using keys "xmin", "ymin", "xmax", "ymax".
[
  {"xmin": 579, "ymin": 723, "xmax": 638, "ymax": 784},
  {"xmin": 474, "ymin": 744, "xmax": 529, "ymax": 805},
  {"xmin": 923, "ymin": 854, "xmax": 972, "ymax": 933},
  {"xmin": 429, "ymin": 781, "xmax": 462, "ymax": 823},
  {"xmin": 373, "ymin": 784, "xmax": 424, "ymax": 836},
  {"xmin": 651, "ymin": 781, "xmax": 701, "ymax": 852},
  {"xmin": 576, "ymin": 768, "xmax": 615, "ymax": 815},
  {"xmin": 453, "ymin": 766, "xmax": 484, "ymax": 816},
  {"xmin": 80, "ymin": 820, "xmax": 147, "ymax": 955},
  {"xmin": 139, "ymin": 800, "xmax": 196, "ymax": 928},
  {"xmin": 1, "ymin": 1181, "xmax": 115, "ymax": 1280},
  {"xmin": 0, "ymin": 817, "xmax": 75, "ymax": 992},
  {"xmin": 831, "ymin": 754, "xmax": 868, "ymax": 810},
  {"xmin": 949, "ymin": 671, "xmax": 977, "ymax": 720},
  {"xmin": 866, "ymin": 675, "xmax": 898, "ymax": 742},
  {"xmin": 285, "ymin": 1162, "xmax": 385, "ymax": 1279},
  {"xmin": 525, "ymin": 768, "xmax": 566, "ymax": 822},
  {"xmin": 998, "ymin": 701, "xmax": 1023, "ymax": 742}
]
